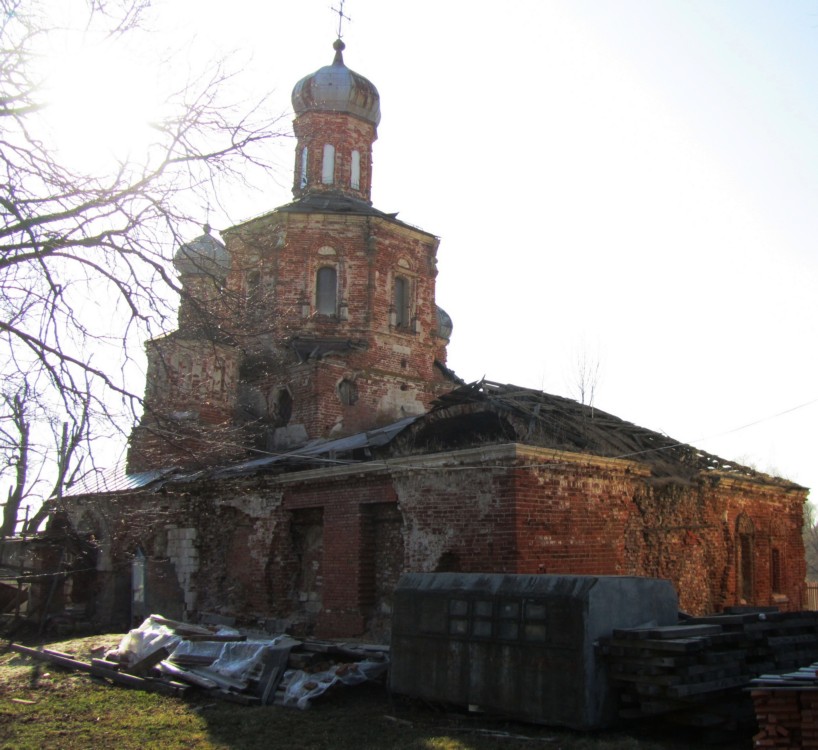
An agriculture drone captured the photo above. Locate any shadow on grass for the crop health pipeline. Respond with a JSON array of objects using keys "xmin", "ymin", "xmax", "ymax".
[{"xmin": 194, "ymin": 682, "xmax": 752, "ymax": 750}]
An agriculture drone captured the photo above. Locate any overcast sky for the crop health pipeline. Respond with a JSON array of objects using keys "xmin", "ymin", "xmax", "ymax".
[{"xmin": 45, "ymin": 1, "xmax": 818, "ymax": 497}]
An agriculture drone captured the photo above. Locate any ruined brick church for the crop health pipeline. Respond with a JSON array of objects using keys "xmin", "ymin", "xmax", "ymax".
[{"xmin": 61, "ymin": 40, "xmax": 807, "ymax": 638}]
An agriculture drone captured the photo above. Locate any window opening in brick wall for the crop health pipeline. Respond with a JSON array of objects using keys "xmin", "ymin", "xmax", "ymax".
[
  {"xmin": 322, "ymin": 144, "xmax": 335, "ymax": 184},
  {"xmin": 771, "ymin": 547, "xmax": 782, "ymax": 594},
  {"xmin": 316, "ymin": 266, "xmax": 337, "ymax": 315},
  {"xmin": 246, "ymin": 270, "xmax": 261, "ymax": 313},
  {"xmin": 350, "ymin": 149, "xmax": 360, "ymax": 189},
  {"xmin": 337, "ymin": 378, "xmax": 358, "ymax": 406},
  {"xmin": 736, "ymin": 514, "xmax": 755, "ymax": 603},
  {"xmin": 394, "ymin": 276, "xmax": 410, "ymax": 328},
  {"xmin": 273, "ymin": 389, "xmax": 292, "ymax": 427},
  {"xmin": 300, "ymin": 146, "xmax": 308, "ymax": 188}
]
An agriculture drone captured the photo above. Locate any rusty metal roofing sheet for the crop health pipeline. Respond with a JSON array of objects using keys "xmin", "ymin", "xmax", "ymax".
[
  {"xmin": 65, "ymin": 416, "xmax": 421, "ymax": 497},
  {"xmin": 211, "ymin": 415, "xmax": 419, "ymax": 479},
  {"xmin": 62, "ymin": 466, "xmax": 178, "ymax": 498}
]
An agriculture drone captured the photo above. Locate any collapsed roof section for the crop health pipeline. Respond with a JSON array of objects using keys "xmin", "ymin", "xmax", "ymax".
[{"xmin": 391, "ymin": 380, "xmax": 798, "ymax": 485}]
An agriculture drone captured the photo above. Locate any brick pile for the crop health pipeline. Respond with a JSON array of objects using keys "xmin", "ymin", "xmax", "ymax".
[{"xmin": 750, "ymin": 663, "xmax": 818, "ymax": 748}]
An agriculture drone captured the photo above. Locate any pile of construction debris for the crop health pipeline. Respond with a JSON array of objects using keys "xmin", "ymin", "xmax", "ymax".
[{"xmin": 11, "ymin": 614, "xmax": 389, "ymax": 707}]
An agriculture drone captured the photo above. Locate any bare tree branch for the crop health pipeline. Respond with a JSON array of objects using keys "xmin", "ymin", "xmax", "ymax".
[{"xmin": 0, "ymin": 0, "xmax": 286, "ymax": 533}]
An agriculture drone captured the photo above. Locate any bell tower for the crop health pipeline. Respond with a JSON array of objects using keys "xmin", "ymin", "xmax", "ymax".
[
  {"xmin": 128, "ymin": 40, "xmax": 457, "ymax": 472},
  {"xmin": 291, "ymin": 39, "xmax": 379, "ymax": 204}
]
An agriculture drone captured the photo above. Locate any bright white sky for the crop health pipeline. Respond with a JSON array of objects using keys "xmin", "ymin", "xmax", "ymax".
[{"xmin": 42, "ymin": 1, "xmax": 818, "ymax": 497}]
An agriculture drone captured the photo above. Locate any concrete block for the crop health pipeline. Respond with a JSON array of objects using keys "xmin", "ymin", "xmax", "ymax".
[{"xmin": 390, "ymin": 572, "xmax": 678, "ymax": 730}]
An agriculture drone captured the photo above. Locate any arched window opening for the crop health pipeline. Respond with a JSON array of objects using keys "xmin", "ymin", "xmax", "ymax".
[
  {"xmin": 322, "ymin": 144, "xmax": 335, "ymax": 185},
  {"xmin": 273, "ymin": 389, "xmax": 293, "ymax": 427},
  {"xmin": 394, "ymin": 276, "xmax": 410, "ymax": 328},
  {"xmin": 300, "ymin": 147, "xmax": 309, "ymax": 188},
  {"xmin": 338, "ymin": 378, "xmax": 358, "ymax": 406},
  {"xmin": 736, "ymin": 514, "xmax": 755, "ymax": 603},
  {"xmin": 316, "ymin": 266, "xmax": 337, "ymax": 315},
  {"xmin": 350, "ymin": 150, "xmax": 361, "ymax": 190}
]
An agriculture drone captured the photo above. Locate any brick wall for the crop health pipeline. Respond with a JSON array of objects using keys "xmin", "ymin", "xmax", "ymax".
[
  {"xmin": 281, "ymin": 476, "xmax": 399, "ymax": 636},
  {"xmin": 65, "ymin": 443, "xmax": 807, "ymax": 638},
  {"xmin": 129, "ymin": 200, "xmax": 453, "ymax": 471},
  {"xmin": 292, "ymin": 111, "xmax": 376, "ymax": 202}
]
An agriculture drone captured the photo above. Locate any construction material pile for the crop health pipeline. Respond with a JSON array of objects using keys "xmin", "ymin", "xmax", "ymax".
[
  {"xmin": 601, "ymin": 610, "xmax": 818, "ymax": 721},
  {"xmin": 750, "ymin": 664, "xmax": 818, "ymax": 749},
  {"xmin": 12, "ymin": 614, "xmax": 388, "ymax": 707}
]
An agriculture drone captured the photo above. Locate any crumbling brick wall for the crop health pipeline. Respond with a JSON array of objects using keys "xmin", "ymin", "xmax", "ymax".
[{"xmin": 63, "ymin": 442, "xmax": 807, "ymax": 637}]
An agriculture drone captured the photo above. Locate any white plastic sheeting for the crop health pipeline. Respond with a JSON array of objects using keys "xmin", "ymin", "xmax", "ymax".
[
  {"xmin": 114, "ymin": 615, "xmax": 388, "ymax": 707},
  {"xmin": 281, "ymin": 660, "xmax": 389, "ymax": 710},
  {"xmin": 116, "ymin": 615, "xmax": 183, "ymax": 665}
]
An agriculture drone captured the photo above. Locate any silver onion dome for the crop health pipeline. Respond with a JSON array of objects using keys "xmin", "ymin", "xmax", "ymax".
[
  {"xmin": 173, "ymin": 224, "xmax": 230, "ymax": 278},
  {"xmin": 436, "ymin": 305, "xmax": 453, "ymax": 340},
  {"xmin": 292, "ymin": 39, "xmax": 381, "ymax": 126}
]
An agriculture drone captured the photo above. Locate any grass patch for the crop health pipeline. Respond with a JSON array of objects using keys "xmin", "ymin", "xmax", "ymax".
[{"xmin": 0, "ymin": 635, "xmax": 748, "ymax": 749}]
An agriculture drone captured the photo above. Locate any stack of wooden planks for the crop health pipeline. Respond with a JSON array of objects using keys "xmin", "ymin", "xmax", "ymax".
[{"xmin": 602, "ymin": 611, "xmax": 818, "ymax": 723}]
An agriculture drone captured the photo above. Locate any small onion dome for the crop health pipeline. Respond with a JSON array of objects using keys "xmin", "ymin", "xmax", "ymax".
[
  {"xmin": 436, "ymin": 305, "xmax": 453, "ymax": 340},
  {"xmin": 173, "ymin": 224, "xmax": 230, "ymax": 278},
  {"xmin": 292, "ymin": 39, "xmax": 381, "ymax": 126}
]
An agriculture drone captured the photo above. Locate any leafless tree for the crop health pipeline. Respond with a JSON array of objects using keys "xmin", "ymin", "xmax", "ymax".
[
  {"xmin": 0, "ymin": 0, "xmax": 285, "ymax": 533},
  {"xmin": 571, "ymin": 347, "xmax": 602, "ymax": 413},
  {"xmin": 0, "ymin": 386, "xmax": 30, "ymax": 537},
  {"xmin": 0, "ymin": 380, "xmax": 89, "ymax": 535}
]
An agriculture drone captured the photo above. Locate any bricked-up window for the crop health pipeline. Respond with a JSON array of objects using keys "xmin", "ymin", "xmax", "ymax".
[
  {"xmin": 771, "ymin": 548, "xmax": 783, "ymax": 594},
  {"xmin": 290, "ymin": 508, "xmax": 324, "ymax": 623},
  {"xmin": 394, "ymin": 276, "xmax": 410, "ymax": 328},
  {"xmin": 316, "ymin": 266, "xmax": 337, "ymax": 315},
  {"xmin": 736, "ymin": 514, "xmax": 755, "ymax": 603},
  {"xmin": 322, "ymin": 144, "xmax": 335, "ymax": 184},
  {"xmin": 300, "ymin": 147, "xmax": 308, "ymax": 188},
  {"xmin": 350, "ymin": 150, "xmax": 360, "ymax": 189}
]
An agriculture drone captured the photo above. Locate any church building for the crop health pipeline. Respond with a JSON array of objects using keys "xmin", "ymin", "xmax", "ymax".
[
  {"xmin": 128, "ymin": 38, "xmax": 457, "ymax": 473},
  {"xmin": 59, "ymin": 40, "xmax": 808, "ymax": 639}
]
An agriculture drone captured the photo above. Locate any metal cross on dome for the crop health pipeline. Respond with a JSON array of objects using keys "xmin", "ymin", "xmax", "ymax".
[{"xmin": 331, "ymin": 0, "xmax": 351, "ymax": 38}]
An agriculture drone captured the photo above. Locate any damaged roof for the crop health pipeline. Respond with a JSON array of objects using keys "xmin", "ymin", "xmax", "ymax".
[
  {"xmin": 65, "ymin": 380, "xmax": 800, "ymax": 498},
  {"xmin": 62, "ymin": 416, "xmax": 421, "ymax": 497},
  {"xmin": 393, "ymin": 380, "xmax": 799, "ymax": 485}
]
